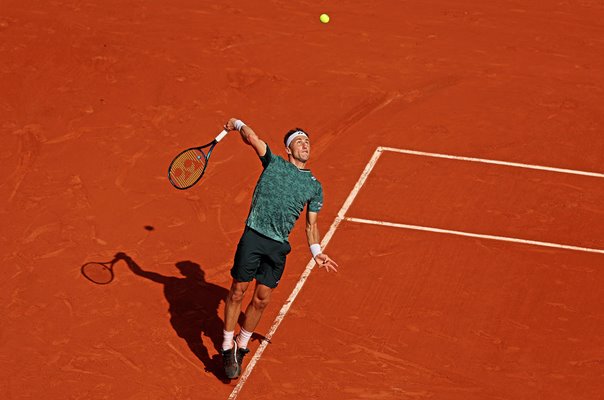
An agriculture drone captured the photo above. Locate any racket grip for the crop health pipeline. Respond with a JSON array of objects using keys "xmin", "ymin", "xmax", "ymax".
[{"xmin": 215, "ymin": 129, "xmax": 229, "ymax": 143}]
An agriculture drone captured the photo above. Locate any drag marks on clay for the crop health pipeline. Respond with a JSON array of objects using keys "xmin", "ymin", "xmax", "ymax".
[
  {"xmin": 44, "ymin": 129, "xmax": 86, "ymax": 145},
  {"xmin": 472, "ymin": 330, "xmax": 503, "ymax": 346},
  {"xmin": 348, "ymin": 342, "xmax": 457, "ymax": 384},
  {"xmin": 570, "ymin": 358, "xmax": 604, "ymax": 367},
  {"xmin": 165, "ymin": 341, "xmax": 206, "ymax": 374},
  {"xmin": 184, "ymin": 194, "xmax": 207, "ymax": 224},
  {"xmin": 311, "ymin": 92, "xmax": 400, "ymax": 159},
  {"xmin": 545, "ymin": 302, "xmax": 577, "ymax": 313},
  {"xmin": 35, "ymin": 241, "xmax": 77, "ymax": 260},
  {"xmin": 66, "ymin": 175, "xmax": 93, "ymax": 210},
  {"xmin": 314, "ymin": 75, "xmax": 463, "ymax": 158},
  {"xmin": 226, "ymin": 67, "xmax": 287, "ymax": 90},
  {"xmin": 4, "ymin": 125, "xmax": 44, "ymax": 204},
  {"xmin": 114, "ymin": 144, "xmax": 152, "ymax": 192},
  {"xmin": 20, "ymin": 222, "xmax": 62, "ymax": 245},
  {"xmin": 504, "ymin": 319, "xmax": 531, "ymax": 331},
  {"xmin": 102, "ymin": 345, "xmax": 143, "ymax": 373}
]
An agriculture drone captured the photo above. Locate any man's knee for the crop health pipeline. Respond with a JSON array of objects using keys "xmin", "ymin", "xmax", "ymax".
[
  {"xmin": 228, "ymin": 281, "xmax": 249, "ymax": 303},
  {"xmin": 251, "ymin": 287, "xmax": 272, "ymax": 310},
  {"xmin": 251, "ymin": 295, "xmax": 270, "ymax": 310}
]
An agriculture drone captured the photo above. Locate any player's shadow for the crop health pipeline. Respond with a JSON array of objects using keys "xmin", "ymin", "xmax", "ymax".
[{"xmin": 114, "ymin": 253, "xmax": 230, "ymax": 381}]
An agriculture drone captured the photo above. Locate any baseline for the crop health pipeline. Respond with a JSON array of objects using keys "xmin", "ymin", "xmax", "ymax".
[{"xmin": 380, "ymin": 147, "xmax": 604, "ymax": 178}]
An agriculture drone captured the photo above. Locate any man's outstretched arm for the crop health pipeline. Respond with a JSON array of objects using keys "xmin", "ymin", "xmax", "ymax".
[{"xmin": 224, "ymin": 118, "xmax": 267, "ymax": 157}]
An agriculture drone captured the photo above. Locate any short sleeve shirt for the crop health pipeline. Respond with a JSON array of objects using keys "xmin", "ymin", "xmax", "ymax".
[{"xmin": 245, "ymin": 145, "xmax": 323, "ymax": 243}]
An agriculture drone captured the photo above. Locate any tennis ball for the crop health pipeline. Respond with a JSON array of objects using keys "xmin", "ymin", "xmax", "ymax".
[{"xmin": 320, "ymin": 13, "xmax": 330, "ymax": 24}]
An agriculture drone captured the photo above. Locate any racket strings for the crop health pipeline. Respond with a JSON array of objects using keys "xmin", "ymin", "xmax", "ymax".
[{"xmin": 169, "ymin": 149, "xmax": 207, "ymax": 189}]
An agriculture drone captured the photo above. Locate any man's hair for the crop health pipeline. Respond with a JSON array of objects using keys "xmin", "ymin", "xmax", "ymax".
[{"xmin": 284, "ymin": 128, "xmax": 310, "ymax": 147}]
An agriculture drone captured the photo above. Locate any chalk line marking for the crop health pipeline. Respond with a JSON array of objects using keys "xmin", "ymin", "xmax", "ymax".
[
  {"xmin": 380, "ymin": 147, "xmax": 604, "ymax": 178},
  {"xmin": 227, "ymin": 148, "xmax": 384, "ymax": 399},
  {"xmin": 346, "ymin": 217, "xmax": 604, "ymax": 255},
  {"xmin": 228, "ymin": 146, "xmax": 603, "ymax": 399}
]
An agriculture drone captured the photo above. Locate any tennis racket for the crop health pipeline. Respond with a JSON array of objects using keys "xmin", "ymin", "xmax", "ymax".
[
  {"xmin": 168, "ymin": 129, "xmax": 229, "ymax": 190},
  {"xmin": 81, "ymin": 259, "xmax": 117, "ymax": 285}
]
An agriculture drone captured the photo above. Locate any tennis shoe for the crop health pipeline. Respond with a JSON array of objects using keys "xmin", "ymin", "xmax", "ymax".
[
  {"xmin": 236, "ymin": 346, "xmax": 250, "ymax": 370},
  {"xmin": 221, "ymin": 341, "xmax": 239, "ymax": 379}
]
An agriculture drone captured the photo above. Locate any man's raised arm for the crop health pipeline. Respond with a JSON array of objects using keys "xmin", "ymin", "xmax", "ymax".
[{"xmin": 224, "ymin": 118, "xmax": 267, "ymax": 157}]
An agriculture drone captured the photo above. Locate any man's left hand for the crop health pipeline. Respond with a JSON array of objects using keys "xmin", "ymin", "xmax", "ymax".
[{"xmin": 315, "ymin": 253, "xmax": 338, "ymax": 273}]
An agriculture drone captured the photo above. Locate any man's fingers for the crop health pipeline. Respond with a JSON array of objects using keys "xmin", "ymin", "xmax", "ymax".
[
  {"xmin": 322, "ymin": 259, "xmax": 338, "ymax": 272},
  {"xmin": 315, "ymin": 256, "xmax": 338, "ymax": 272},
  {"xmin": 323, "ymin": 258, "xmax": 338, "ymax": 268}
]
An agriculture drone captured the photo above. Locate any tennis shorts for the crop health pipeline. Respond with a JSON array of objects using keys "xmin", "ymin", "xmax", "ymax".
[{"xmin": 231, "ymin": 226, "xmax": 291, "ymax": 289}]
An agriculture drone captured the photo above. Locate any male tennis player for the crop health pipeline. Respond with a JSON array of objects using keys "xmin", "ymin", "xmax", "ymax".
[{"xmin": 220, "ymin": 118, "xmax": 338, "ymax": 379}]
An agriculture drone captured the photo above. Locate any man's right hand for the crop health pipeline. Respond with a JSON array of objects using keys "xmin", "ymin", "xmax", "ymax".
[{"xmin": 224, "ymin": 117, "xmax": 238, "ymax": 132}]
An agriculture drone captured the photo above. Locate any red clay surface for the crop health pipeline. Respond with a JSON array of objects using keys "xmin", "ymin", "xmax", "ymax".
[{"xmin": 2, "ymin": 1, "xmax": 604, "ymax": 399}]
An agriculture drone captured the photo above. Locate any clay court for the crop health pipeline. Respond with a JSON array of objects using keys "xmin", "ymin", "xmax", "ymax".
[{"xmin": 2, "ymin": 1, "xmax": 604, "ymax": 399}]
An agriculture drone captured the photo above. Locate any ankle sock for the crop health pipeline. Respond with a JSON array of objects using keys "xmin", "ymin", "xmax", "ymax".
[
  {"xmin": 236, "ymin": 328, "xmax": 253, "ymax": 349},
  {"xmin": 222, "ymin": 330, "xmax": 234, "ymax": 351}
]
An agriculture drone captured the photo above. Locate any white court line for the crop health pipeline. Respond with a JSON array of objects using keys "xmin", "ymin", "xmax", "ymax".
[
  {"xmin": 346, "ymin": 217, "xmax": 604, "ymax": 255},
  {"xmin": 228, "ymin": 146, "xmax": 603, "ymax": 399},
  {"xmin": 380, "ymin": 147, "xmax": 604, "ymax": 178},
  {"xmin": 227, "ymin": 148, "xmax": 384, "ymax": 400}
]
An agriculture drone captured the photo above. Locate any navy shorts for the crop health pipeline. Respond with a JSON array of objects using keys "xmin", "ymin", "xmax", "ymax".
[{"xmin": 231, "ymin": 227, "xmax": 291, "ymax": 288}]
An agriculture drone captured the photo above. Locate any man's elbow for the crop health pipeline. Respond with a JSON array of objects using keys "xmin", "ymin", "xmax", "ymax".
[
  {"xmin": 251, "ymin": 136, "xmax": 267, "ymax": 153},
  {"xmin": 247, "ymin": 131, "xmax": 258, "ymax": 142}
]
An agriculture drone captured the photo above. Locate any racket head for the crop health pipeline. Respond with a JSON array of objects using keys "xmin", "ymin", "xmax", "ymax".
[
  {"xmin": 81, "ymin": 261, "xmax": 115, "ymax": 285},
  {"xmin": 168, "ymin": 147, "xmax": 210, "ymax": 189}
]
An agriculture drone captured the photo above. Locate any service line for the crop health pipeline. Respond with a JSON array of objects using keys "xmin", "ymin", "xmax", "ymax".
[{"xmin": 345, "ymin": 217, "xmax": 604, "ymax": 255}]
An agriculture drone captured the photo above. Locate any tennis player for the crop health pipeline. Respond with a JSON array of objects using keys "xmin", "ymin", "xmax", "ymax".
[{"xmin": 220, "ymin": 118, "xmax": 338, "ymax": 379}]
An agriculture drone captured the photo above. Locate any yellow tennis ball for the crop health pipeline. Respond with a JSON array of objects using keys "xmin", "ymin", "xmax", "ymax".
[{"xmin": 320, "ymin": 13, "xmax": 330, "ymax": 24}]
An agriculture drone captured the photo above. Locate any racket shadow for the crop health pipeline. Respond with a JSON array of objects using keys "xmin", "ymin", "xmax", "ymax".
[{"xmin": 115, "ymin": 253, "xmax": 235, "ymax": 382}]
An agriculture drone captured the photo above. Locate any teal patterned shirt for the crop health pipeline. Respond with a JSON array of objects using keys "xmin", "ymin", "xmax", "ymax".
[{"xmin": 246, "ymin": 145, "xmax": 323, "ymax": 243}]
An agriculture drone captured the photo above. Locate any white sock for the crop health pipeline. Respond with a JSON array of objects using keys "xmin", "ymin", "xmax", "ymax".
[
  {"xmin": 236, "ymin": 328, "xmax": 253, "ymax": 349},
  {"xmin": 222, "ymin": 330, "xmax": 234, "ymax": 351}
]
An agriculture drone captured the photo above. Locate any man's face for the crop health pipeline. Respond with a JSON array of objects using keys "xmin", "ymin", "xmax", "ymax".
[{"xmin": 288, "ymin": 135, "xmax": 311, "ymax": 162}]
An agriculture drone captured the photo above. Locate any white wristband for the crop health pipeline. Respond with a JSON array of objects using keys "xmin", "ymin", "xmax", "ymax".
[
  {"xmin": 234, "ymin": 119, "xmax": 246, "ymax": 132},
  {"xmin": 310, "ymin": 243, "xmax": 322, "ymax": 258}
]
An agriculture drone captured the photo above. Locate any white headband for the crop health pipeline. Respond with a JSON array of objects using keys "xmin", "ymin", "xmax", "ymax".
[{"xmin": 286, "ymin": 131, "xmax": 308, "ymax": 148}]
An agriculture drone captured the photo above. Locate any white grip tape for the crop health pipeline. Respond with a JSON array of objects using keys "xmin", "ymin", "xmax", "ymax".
[{"xmin": 215, "ymin": 129, "xmax": 228, "ymax": 143}]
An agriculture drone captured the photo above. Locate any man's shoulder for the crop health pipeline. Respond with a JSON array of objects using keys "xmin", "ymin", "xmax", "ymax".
[
  {"xmin": 267, "ymin": 153, "xmax": 292, "ymax": 170},
  {"xmin": 261, "ymin": 145, "xmax": 281, "ymax": 163},
  {"xmin": 309, "ymin": 173, "xmax": 322, "ymax": 188},
  {"xmin": 306, "ymin": 170, "xmax": 322, "ymax": 185}
]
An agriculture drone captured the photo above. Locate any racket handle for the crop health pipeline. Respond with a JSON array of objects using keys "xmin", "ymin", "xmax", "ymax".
[{"xmin": 215, "ymin": 129, "xmax": 229, "ymax": 143}]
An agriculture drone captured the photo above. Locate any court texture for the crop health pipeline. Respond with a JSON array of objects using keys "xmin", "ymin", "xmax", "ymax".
[{"xmin": 1, "ymin": 1, "xmax": 603, "ymax": 399}]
